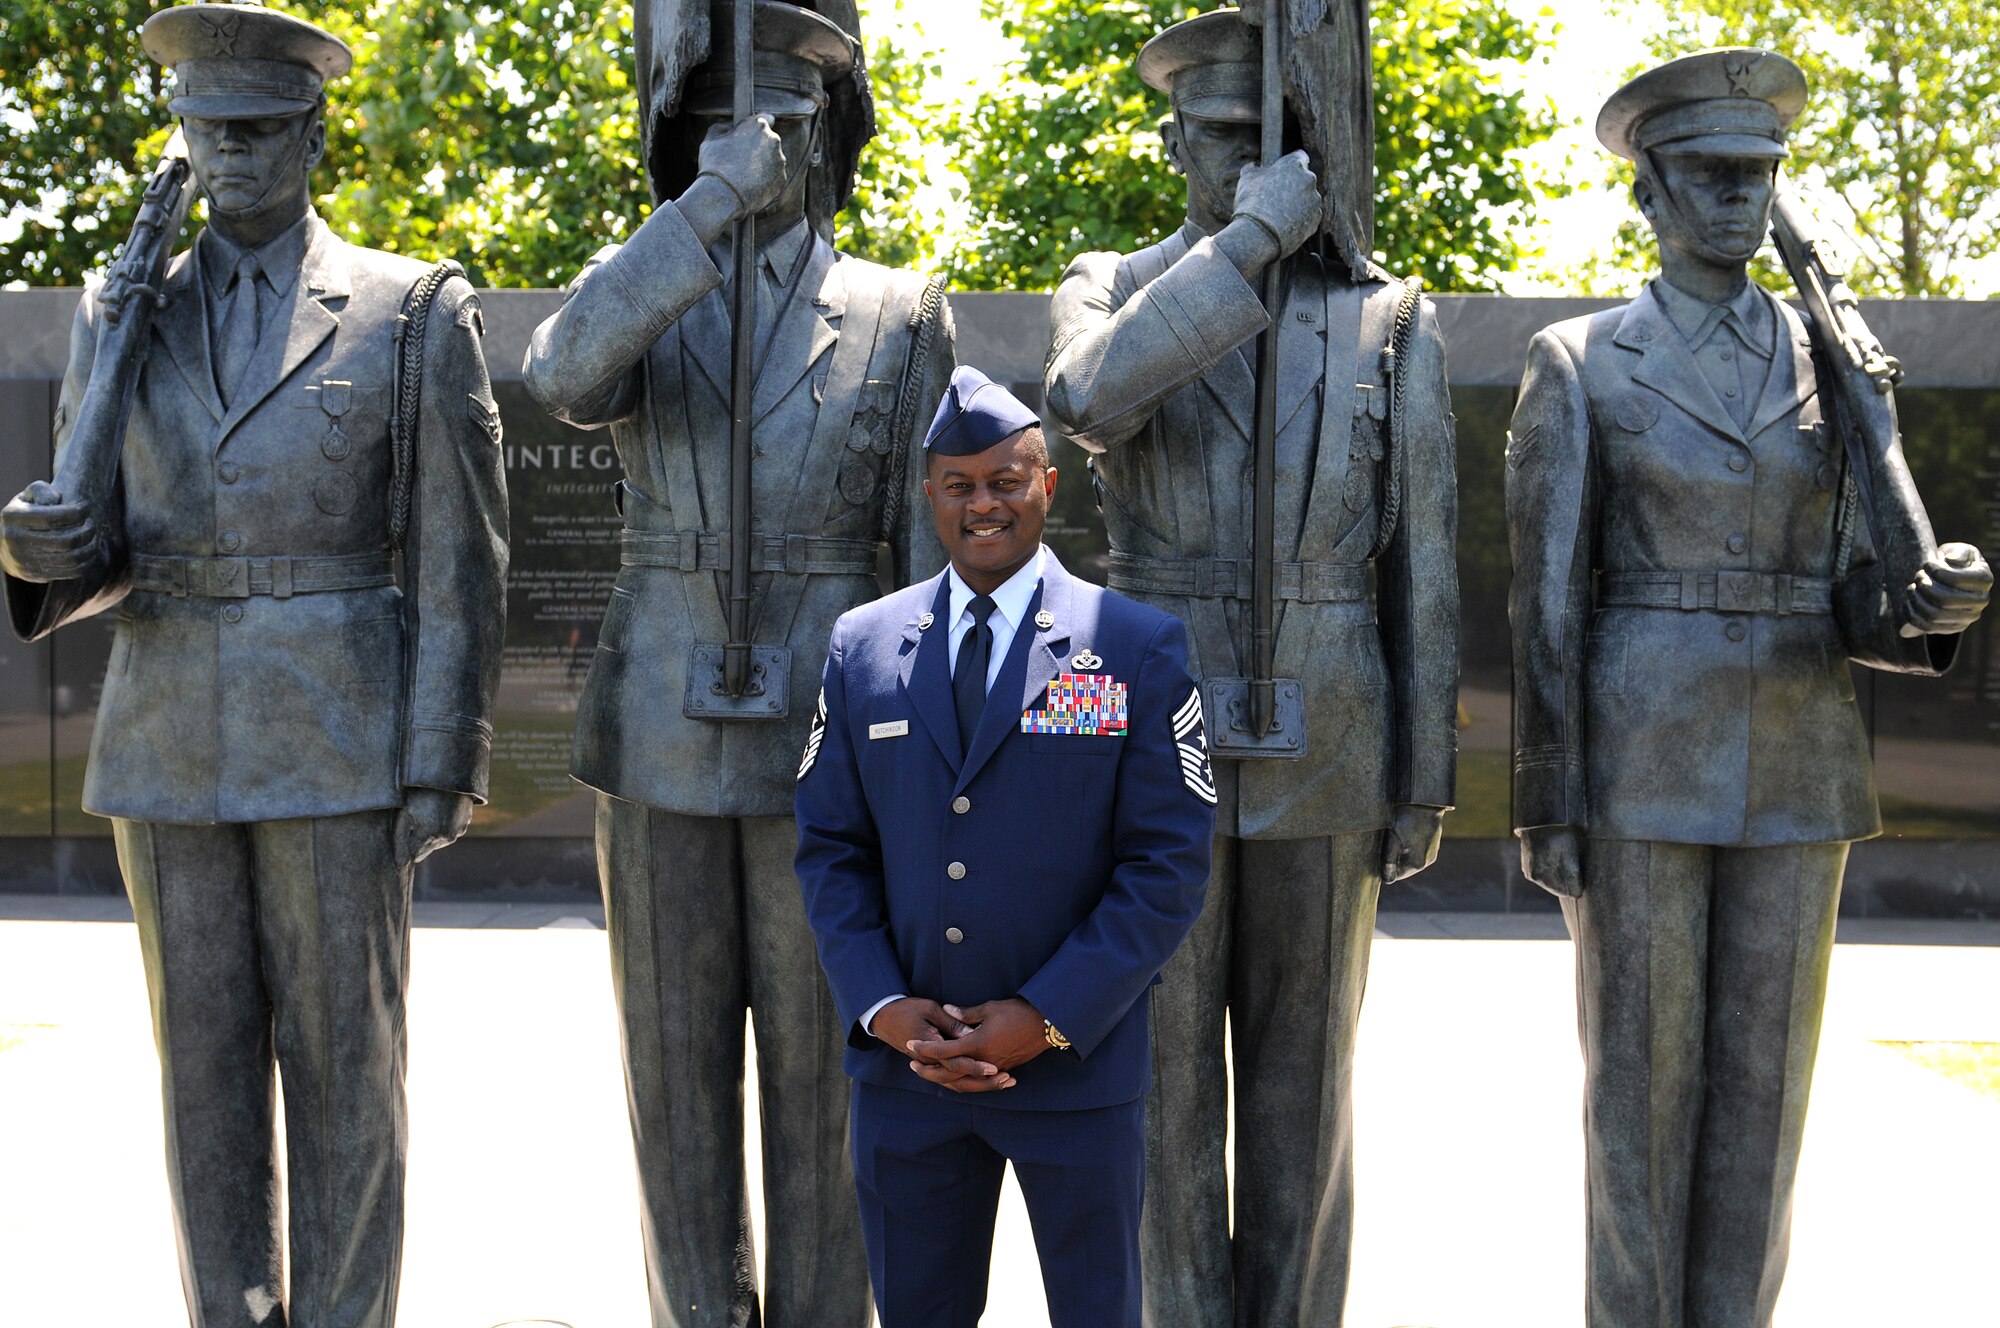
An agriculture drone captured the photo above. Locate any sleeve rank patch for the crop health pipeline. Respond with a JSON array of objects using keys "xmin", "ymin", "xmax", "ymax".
[
  {"xmin": 1172, "ymin": 687, "xmax": 1217, "ymax": 805},
  {"xmin": 797, "ymin": 688, "xmax": 828, "ymax": 781}
]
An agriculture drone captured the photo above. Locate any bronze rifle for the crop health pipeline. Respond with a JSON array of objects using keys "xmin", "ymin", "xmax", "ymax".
[
  {"xmin": 1770, "ymin": 186, "xmax": 1943, "ymax": 634},
  {"xmin": 46, "ymin": 130, "xmax": 197, "ymax": 513}
]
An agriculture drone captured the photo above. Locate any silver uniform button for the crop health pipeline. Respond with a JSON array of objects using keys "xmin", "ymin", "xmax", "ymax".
[
  {"xmin": 951, "ymin": 796, "xmax": 971, "ymax": 814},
  {"xmin": 947, "ymin": 861, "xmax": 967, "ymax": 880},
  {"xmin": 946, "ymin": 927, "xmax": 964, "ymax": 944}
]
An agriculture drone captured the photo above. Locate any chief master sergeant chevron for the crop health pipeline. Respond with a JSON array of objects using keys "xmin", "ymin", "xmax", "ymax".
[{"xmin": 794, "ymin": 366, "xmax": 1215, "ymax": 1327}]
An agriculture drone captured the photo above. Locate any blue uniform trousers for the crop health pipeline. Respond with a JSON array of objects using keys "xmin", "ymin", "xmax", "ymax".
[{"xmin": 851, "ymin": 1080, "xmax": 1146, "ymax": 1328}]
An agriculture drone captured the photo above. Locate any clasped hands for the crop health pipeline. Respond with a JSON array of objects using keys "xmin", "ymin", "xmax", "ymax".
[{"xmin": 872, "ymin": 996, "xmax": 1055, "ymax": 1095}]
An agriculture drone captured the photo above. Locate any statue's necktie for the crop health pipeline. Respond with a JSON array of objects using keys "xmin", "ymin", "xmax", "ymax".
[
  {"xmin": 953, "ymin": 594, "xmax": 998, "ymax": 754},
  {"xmin": 214, "ymin": 251, "xmax": 264, "ymax": 409}
]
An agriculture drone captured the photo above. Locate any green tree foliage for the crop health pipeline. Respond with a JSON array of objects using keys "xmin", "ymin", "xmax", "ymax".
[
  {"xmin": 948, "ymin": 0, "xmax": 1563, "ymax": 292},
  {"xmin": 1608, "ymin": 0, "xmax": 2000, "ymax": 298},
  {"xmin": 1, "ymin": 0, "xmax": 643, "ymax": 289},
  {"xmin": 833, "ymin": 5, "xmax": 948, "ymax": 273},
  {"xmin": 0, "ymin": 0, "xmax": 170, "ymax": 287},
  {"xmin": 3, "ymin": 0, "xmax": 1559, "ymax": 292}
]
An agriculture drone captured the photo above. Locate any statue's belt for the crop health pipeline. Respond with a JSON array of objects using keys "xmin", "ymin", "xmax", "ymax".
[
  {"xmin": 618, "ymin": 528, "xmax": 878, "ymax": 577},
  {"xmin": 1596, "ymin": 570, "xmax": 1835, "ymax": 615},
  {"xmin": 130, "ymin": 552, "xmax": 396, "ymax": 599},
  {"xmin": 1106, "ymin": 553, "xmax": 1368, "ymax": 604}
]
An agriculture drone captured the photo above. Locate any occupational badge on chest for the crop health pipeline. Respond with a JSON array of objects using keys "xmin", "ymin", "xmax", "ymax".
[{"xmin": 1022, "ymin": 673, "xmax": 1128, "ymax": 736}]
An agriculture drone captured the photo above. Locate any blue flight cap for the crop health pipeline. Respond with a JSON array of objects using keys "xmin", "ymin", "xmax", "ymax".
[{"xmin": 925, "ymin": 366, "xmax": 1042, "ymax": 458}]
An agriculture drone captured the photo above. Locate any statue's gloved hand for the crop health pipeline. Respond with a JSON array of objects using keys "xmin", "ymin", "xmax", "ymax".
[
  {"xmin": 0, "ymin": 482, "xmax": 101, "ymax": 584},
  {"xmin": 1382, "ymin": 803, "xmax": 1447, "ymax": 885},
  {"xmin": 697, "ymin": 114, "xmax": 789, "ymax": 219},
  {"xmin": 395, "ymin": 788, "xmax": 475, "ymax": 869},
  {"xmin": 1230, "ymin": 150, "xmax": 1321, "ymax": 260},
  {"xmin": 1902, "ymin": 542, "xmax": 1992, "ymax": 636},
  {"xmin": 1520, "ymin": 824, "xmax": 1584, "ymax": 899}
]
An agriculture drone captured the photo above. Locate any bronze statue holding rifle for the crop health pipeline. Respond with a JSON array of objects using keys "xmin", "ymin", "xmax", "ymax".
[
  {"xmin": 522, "ymin": 1, "xmax": 954, "ymax": 1323},
  {"xmin": 0, "ymin": 5, "xmax": 509, "ymax": 1325},
  {"xmin": 1044, "ymin": 2, "xmax": 1461, "ymax": 1322},
  {"xmin": 1507, "ymin": 48, "xmax": 1991, "ymax": 1327}
]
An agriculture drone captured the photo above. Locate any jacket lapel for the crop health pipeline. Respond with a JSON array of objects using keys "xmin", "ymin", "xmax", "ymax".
[
  {"xmin": 956, "ymin": 561, "xmax": 1073, "ymax": 795},
  {"xmin": 899, "ymin": 575, "xmax": 961, "ymax": 771},
  {"xmin": 1272, "ymin": 262, "xmax": 1322, "ymax": 436},
  {"xmin": 150, "ymin": 246, "xmax": 222, "ymax": 423},
  {"xmin": 1617, "ymin": 286, "xmax": 1745, "ymax": 445},
  {"xmin": 217, "ymin": 220, "xmax": 345, "ymax": 447},
  {"xmin": 753, "ymin": 237, "xmax": 838, "ymax": 426},
  {"xmin": 1744, "ymin": 292, "xmax": 1819, "ymax": 440},
  {"xmin": 1201, "ymin": 346, "xmax": 1256, "ymax": 445},
  {"xmin": 681, "ymin": 286, "xmax": 731, "ymax": 403}
]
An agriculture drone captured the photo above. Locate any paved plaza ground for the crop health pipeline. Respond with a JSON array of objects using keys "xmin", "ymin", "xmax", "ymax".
[{"xmin": 1, "ymin": 901, "xmax": 1996, "ymax": 1327}]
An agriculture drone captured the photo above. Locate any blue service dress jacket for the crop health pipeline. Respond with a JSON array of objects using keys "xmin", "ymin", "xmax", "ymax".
[{"xmin": 795, "ymin": 552, "xmax": 1216, "ymax": 1111}]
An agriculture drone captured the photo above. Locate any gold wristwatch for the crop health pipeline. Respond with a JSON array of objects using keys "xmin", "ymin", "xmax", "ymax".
[{"xmin": 1043, "ymin": 1019, "xmax": 1071, "ymax": 1050}]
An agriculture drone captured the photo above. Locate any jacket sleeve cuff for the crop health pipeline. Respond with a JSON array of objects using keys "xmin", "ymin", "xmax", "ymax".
[
  {"xmin": 403, "ymin": 713, "xmax": 495, "ymax": 803},
  {"xmin": 1512, "ymin": 747, "xmax": 1585, "ymax": 833}
]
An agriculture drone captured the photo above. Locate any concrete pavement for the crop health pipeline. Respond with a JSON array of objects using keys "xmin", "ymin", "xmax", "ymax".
[{"xmin": 0, "ymin": 904, "xmax": 1994, "ymax": 1327}]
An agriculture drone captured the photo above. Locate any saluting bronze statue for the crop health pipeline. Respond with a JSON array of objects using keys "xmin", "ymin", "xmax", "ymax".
[
  {"xmin": 521, "ymin": 1, "xmax": 954, "ymax": 1323},
  {"xmin": 1507, "ymin": 48, "xmax": 1992, "ymax": 1327},
  {"xmin": 0, "ymin": 6, "xmax": 508, "ymax": 1325},
  {"xmin": 1044, "ymin": 5, "xmax": 1459, "ymax": 1324}
]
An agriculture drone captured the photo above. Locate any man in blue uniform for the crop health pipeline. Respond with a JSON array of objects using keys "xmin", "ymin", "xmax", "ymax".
[{"xmin": 795, "ymin": 367, "xmax": 1216, "ymax": 1327}]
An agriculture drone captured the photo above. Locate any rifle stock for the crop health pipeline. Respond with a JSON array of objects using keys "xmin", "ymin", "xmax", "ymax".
[
  {"xmin": 49, "ymin": 131, "xmax": 196, "ymax": 512},
  {"xmin": 1769, "ymin": 187, "xmax": 1937, "ymax": 633}
]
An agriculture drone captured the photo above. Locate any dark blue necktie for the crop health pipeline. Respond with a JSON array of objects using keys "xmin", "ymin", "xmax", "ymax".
[{"xmin": 953, "ymin": 594, "xmax": 997, "ymax": 753}]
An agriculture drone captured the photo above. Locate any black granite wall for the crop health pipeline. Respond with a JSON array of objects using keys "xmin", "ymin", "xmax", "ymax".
[{"xmin": 3, "ymin": 290, "xmax": 1994, "ymax": 914}]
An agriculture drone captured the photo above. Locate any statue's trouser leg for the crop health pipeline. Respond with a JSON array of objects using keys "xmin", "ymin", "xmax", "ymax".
[
  {"xmin": 1684, "ymin": 843, "xmax": 1845, "ymax": 1328},
  {"xmin": 117, "ymin": 811, "xmax": 411, "ymax": 1328},
  {"xmin": 1140, "ymin": 832, "xmax": 1236, "ymax": 1328},
  {"xmin": 1563, "ymin": 839, "xmax": 1845, "ymax": 1328},
  {"xmin": 1230, "ymin": 831, "xmax": 1383, "ymax": 1328},
  {"xmin": 596, "ymin": 795, "xmax": 868, "ymax": 1328},
  {"xmin": 738, "ymin": 814, "xmax": 872, "ymax": 1328}
]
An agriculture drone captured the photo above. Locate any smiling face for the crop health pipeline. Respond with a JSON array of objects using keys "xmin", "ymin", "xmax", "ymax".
[
  {"xmin": 1637, "ymin": 150, "xmax": 1780, "ymax": 270},
  {"xmin": 925, "ymin": 428, "xmax": 1058, "ymax": 595},
  {"xmin": 182, "ymin": 111, "xmax": 323, "ymax": 244}
]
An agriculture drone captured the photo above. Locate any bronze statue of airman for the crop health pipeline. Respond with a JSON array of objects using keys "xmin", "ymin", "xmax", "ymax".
[
  {"xmin": 1044, "ymin": 6, "xmax": 1460, "ymax": 1323},
  {"xmin": 0, "ymin": 6, "xmax": 509, "ymax": 1324},
  {"xmin": 521, "ymin": 2, "xmax": 954, "ymax": 1323},
  {"xmin": 1507, "ymin": 47, "xmax": 1992, "ymax": 1327}
]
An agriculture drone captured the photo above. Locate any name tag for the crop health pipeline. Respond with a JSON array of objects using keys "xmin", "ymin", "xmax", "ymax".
[{"xmin": 869, "ymin": 720, "xmax": 910, "ymax": 740}]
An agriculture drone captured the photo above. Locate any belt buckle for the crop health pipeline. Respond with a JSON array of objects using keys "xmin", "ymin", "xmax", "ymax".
[
  {"xmin": 209, "ymin": 557, "xmax": 251, "ymax": 599},
  {"xmin": 1716, "ymin": 571, "xmax": 1756, "ymax": 613}
]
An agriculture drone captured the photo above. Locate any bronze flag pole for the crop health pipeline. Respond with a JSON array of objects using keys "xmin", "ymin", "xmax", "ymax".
[
  {"xmin": 723, "ymin": 0, "xmax": 757, "ymax": 697},
  {"xmin": 1248, "ymin": 3, "xmax": 1283, "ymax": 737}
]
